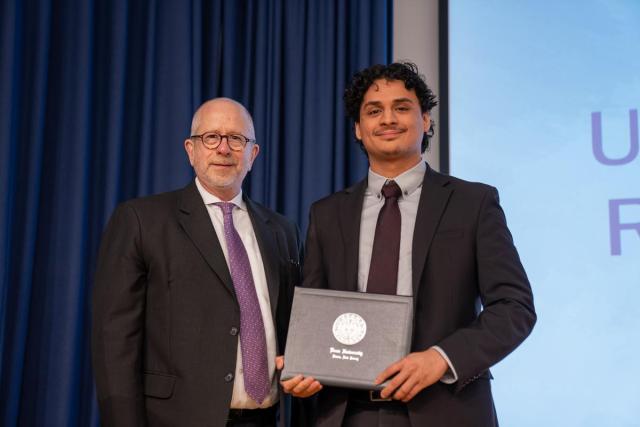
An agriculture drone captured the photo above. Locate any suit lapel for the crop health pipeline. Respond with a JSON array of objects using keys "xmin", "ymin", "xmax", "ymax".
[
  {"xmin": 340, "ymin": 179, "xmax": 367, "ymax": 292},
  {"xmin": 412, "ymin": 166, "xmax": 452, "ymax": 297},
  {"xmin": 177, "ymin": 183, "xmax": 235, "ymax": 297},
  {"xmin": 245, "ymin": 197, "xmax": 280, "ymax": 319}
]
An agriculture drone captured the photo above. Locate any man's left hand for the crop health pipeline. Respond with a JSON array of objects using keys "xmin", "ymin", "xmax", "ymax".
[{"xmin": 375, "ymin": 347, "xmax": 449, "ymax": 402}]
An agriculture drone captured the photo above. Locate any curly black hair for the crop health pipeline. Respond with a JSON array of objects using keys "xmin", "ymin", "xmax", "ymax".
[{"xmin": 344, "ymin": 62, "xmax": 438, "ymax": 152}]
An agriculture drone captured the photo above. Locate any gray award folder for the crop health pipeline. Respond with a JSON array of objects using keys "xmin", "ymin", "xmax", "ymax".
[{"xmin": 281, "ymin": 287, "xmax": 413, "ymax": 390}]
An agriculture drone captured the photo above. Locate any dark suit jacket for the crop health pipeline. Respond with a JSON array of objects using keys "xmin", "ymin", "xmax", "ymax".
[
  {"xmin": 303, "ymin": 164, "xmax": 536, "ymax": 427},
  {"xmin": 92, "ymin": 182, "xmax": 302, "ymax": 427}
]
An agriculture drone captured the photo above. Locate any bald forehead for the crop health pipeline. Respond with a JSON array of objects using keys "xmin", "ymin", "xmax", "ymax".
[{"xmin": 190, "ymin": 98, "xmax": 255, "ymax": 136}]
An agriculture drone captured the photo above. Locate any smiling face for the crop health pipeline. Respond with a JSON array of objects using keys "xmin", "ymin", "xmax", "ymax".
[
  {"xmin": 184, "ymin": 99, "xmax": 259, "ymax": 200},
  {"xmin": 355, "ymin": 79, "xmax": 430, "ymax": 176}
]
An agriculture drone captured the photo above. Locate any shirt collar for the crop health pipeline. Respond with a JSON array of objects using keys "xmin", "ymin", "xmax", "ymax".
[
  {"xmin": 194, "ymin": 177, "xmax": 246, "ymax": 211},
  {"xmin": 366, "ymin": 161, "xmax": 426, "ymax": 198}
]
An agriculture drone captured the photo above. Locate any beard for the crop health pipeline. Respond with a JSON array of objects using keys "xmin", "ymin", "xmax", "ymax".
[{"xmin": 204, "ymin": 166, "xmax": 240, "ymax": 189}]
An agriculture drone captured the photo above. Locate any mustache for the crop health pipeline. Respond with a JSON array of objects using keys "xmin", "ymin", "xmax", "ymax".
[
  {"xmin": 373, "ymin": 126, "xmax": 406, "ymax": 136},
  {"xmin": 209, "ymin": 160, "xmax": 236, "ymax": 166}
]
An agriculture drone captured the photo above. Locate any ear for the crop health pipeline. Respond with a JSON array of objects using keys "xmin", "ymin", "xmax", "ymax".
[
  {"xmin": 248, "ymin": 143, "xmax": 260, "ymax": 170},
  {"xmin": 184, "ymin": 139, "xmax": 195, "ymax": 166},
  {"xmin": 354, "ymin": 122, "xmax": 362, "ymax": 140},
  {"xmin": 422, "ymin": 112, "xmax": 431, "ymax": 134}
]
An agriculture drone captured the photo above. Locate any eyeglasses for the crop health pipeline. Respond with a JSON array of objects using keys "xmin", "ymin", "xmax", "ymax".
[{"xmin": 189, "ymin": 131, "xmax": 255, "ymax": 151}]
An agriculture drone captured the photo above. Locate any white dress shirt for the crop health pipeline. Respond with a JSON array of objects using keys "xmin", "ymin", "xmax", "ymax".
[
  {"xmin": 195, "ymin": 178, "xmax": 278, "ymax": 408},
  {"xmin": 357, "ymin": 161, "xmax": 458, "ymax": 383}
]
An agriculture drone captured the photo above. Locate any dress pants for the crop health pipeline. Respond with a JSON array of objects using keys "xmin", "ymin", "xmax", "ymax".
[
  {"xmin": 342, "ymin": 395, "xmax": 411, "ymax": 427},
  {"xmin": 226, "ymin": 406, "xmax": 277, "ymax": 427}
]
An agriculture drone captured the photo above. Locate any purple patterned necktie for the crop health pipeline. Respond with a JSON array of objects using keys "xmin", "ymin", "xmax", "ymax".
[
  {"xmin": 367, "ymin": 180, "xmax": 402, "ymax": 295},
  {"xmin": 216, "ymin": 202, "xmax": 270, "ymax": 404}
]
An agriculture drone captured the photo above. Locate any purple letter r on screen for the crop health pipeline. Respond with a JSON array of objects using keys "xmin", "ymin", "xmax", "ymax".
[{"xmin": 609, "ymin": 199, "xmax": 640, "ymax": 255}]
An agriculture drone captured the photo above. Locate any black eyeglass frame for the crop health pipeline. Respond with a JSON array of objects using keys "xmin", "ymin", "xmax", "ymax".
[{"xmin": 189, "ymin": 131, "xmax": 256, "ymax": 151}]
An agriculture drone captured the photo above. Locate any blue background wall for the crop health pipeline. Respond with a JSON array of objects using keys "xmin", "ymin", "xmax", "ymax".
[{"xmin": 450, "ymin": 1, "xmax": 640, "ymax": 425}]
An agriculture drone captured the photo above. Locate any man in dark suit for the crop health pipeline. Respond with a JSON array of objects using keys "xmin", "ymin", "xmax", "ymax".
[
  {"xmin": 281, "ymin": 63, "xmax": 536, "ymax": 426},
  {"xmin": 92, "ymin": 98, "xmax": 302, "ymax": 427}
]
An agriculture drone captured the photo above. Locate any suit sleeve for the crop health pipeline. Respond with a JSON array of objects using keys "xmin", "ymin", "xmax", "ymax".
[
  {"xmin": 91, "ymin": 203, "xmax": 147, "ymax": 426},
  {"xmin": 437, "ymin": 187, "xmax": 536, "ymax": 392},
  {"xmin": 274, "ymin": 215, "xmax": 304, "ymax": 354},
  {"xmin": 301, "ymin": 205, "xmax": 327, "ymax": 289},
  {"xmin": 292, "ymin": 222, "xmax": 304, "ymax": 270}
]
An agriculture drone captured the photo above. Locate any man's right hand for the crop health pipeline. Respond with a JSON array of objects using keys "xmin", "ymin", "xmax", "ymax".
[{"xmin": 276, "ymin": 356, "xmax": 323, "ymax": 398}]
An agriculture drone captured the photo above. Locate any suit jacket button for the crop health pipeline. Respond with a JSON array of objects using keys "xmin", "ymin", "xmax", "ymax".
[
  {"xmin": 230, "ymin": 327, "xmax": 239, "ymax": 336},
  {"xmin": 225, "ymin": 373, "xmax": 234, "ymax": 382}
]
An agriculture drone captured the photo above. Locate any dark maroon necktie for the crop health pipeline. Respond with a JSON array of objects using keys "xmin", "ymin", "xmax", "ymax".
[{"xmin": 366, "ymin": 180, "xmax": 402, "ymax": 295}]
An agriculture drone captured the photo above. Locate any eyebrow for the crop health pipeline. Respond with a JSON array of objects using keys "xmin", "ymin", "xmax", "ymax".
[{"xmin": 362, "ymin": 97, "xmax": 415, "ymax": 108}]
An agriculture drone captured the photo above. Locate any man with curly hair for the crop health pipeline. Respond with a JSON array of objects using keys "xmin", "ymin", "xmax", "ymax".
[{"xmin": 280, "ymin": 63, "xmax": 536, "ymax": 426}]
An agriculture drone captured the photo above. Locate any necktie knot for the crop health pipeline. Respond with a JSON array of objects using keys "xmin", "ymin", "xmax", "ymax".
[
  {"xmin": 381, "ymin": 181, "xmax": 402, "ymax": 200},
  {"xmin": 215, "ymin": 202, "xmax": 236, "ymax": 216}
]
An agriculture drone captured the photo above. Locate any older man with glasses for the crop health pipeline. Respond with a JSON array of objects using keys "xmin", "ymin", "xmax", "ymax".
[{"xmin": 92, "ymin": 98, "xmax": 302, "ymax": 427}]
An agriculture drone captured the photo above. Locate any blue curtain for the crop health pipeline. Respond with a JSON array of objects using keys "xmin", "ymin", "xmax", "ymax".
[{"xmin": 0, "ymin": 0, "xmax": 391, "ymax": 425}]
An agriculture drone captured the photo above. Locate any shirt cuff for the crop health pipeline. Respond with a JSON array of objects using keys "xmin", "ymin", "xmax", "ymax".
[{"xmin": 431, "ymin": 345, "xmax": 459, "ymax": 384}]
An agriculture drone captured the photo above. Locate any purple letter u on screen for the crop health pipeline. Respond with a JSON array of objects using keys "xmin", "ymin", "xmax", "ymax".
[
  {"xmin": 592, "ymin": 110, "xmax": 639, "ymax": 165},
  {"xmin": 609, "ymin": 199, "xmax": 640, "ymax": 255}
]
